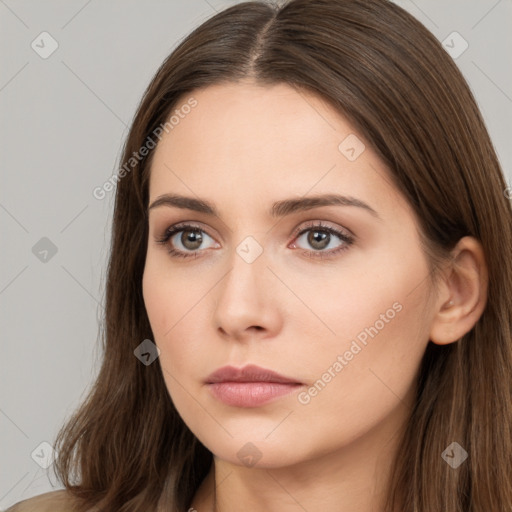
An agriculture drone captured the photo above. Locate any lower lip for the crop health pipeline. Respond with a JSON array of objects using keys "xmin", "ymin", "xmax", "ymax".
[{"xmin": 207, "ymin": 382, "xmax": 302, "ymax": 407}]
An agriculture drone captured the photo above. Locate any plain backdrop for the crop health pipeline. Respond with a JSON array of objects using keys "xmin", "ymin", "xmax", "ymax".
[{"xmin": 1, "ymin": 0, "xmax": 511, "ymax": 508}]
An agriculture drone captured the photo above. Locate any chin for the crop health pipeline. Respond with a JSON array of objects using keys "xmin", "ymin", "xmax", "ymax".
[{"xmin": 199, "ymin": 432, "xmax": 315, "ymax": 470}]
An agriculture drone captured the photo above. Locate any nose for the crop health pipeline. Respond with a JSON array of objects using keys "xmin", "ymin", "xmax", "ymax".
[{"xmin": 212, "ymin": 242, "xmax": 283, "ymax": 342}]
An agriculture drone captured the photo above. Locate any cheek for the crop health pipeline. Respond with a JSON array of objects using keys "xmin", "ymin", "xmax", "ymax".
[
  {"xmin": 142, "ymin": 266, "xmax": 199, "ymax": 414},
  {"xmin": 142, "ymin": 256, "xmax": 205, "ymax": 338},
  {"xmin": 288, "ymin": 247, "xmax": 428, "ymax": 362},
  {"xmin": 298, "ymin": 252, "xmax": 431, "ymax": 418},
  {"xmin": 142, "ymin": 258, "xmax": 210, "ymax": 379}
]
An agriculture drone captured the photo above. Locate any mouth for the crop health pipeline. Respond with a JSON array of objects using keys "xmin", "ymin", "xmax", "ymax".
[{"xmin": 205, "ymin": 364, "xmax": 303, "ymax": 408}]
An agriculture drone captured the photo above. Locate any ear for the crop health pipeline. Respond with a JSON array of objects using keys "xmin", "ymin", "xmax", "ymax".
[{"xmin": 429, "ymin": 236, "xmax": 488, "ymax": 345}]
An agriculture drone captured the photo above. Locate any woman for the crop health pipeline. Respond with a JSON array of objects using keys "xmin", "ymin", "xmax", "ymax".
[{"xmin": 8, "ymin": 0, "xmax": 511, "ymax": 510}]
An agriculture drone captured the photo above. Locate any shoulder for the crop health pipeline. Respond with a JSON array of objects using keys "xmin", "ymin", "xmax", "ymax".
[{"xmin": 5, "ymin": 490, "xmax": 81, "ymax": 512}]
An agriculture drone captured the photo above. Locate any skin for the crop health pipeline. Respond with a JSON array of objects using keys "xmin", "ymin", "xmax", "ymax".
[{"xmin": 142, "ymin": 81, "xmax": 488, "ymax": 512}]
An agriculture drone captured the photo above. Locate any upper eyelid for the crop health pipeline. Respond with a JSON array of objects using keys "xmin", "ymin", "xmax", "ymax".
[
  {"xmin": 294, "ymin": 220, "xmax": 353, "ymax": 236},
  {"xmin": 158, "ymin": 220, "xmax": 353, "ymax": 244},
  {"xmin": 162, "ymin": 221, "xmax": 215, "ymax": 238}
]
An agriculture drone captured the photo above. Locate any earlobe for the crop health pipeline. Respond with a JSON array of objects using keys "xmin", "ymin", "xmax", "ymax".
[{"xmin": 429, "ymin": 236, "xmax": 488, "ymax": 346}]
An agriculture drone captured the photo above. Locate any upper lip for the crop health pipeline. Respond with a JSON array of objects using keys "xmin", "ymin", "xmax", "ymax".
[{"xmin": 205, "ymin": 364, "xmax": 302, "ymax": 384}]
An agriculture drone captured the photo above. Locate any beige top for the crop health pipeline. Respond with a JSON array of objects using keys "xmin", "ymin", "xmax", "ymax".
[{"xmin": 5, "ymin": 490, "xmax": 81, "ymax": 512}]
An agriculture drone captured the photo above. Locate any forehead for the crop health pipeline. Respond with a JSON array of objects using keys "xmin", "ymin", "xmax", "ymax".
[
  {"xmin": 152, "ymin": 80, "xmax": 358, "ymax": 168},
  {"xmin": 147, "ymin": 81, "xmax": 405, "ymax": 222}
]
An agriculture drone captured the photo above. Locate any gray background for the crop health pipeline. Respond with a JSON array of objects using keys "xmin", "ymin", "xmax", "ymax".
[{"xmin": 1, "ymin": 0, "xmax": 511, "ymax": 508}]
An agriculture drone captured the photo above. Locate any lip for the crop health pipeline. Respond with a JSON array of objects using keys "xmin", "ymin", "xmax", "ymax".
[
  {"xmin": 205, "ymin": 364, "xmax": 301, "ymax": 384},
  {"xmin": 205, "ymin": 364, "xmax": 303, "ymax": 408}
]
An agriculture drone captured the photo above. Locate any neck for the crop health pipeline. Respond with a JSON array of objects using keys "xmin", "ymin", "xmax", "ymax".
[{"xmin": 189, "ymin": 407, "xmax": 408, "ymax": 512}]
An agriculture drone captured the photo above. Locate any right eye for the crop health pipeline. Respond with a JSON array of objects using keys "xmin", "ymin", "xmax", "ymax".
[{"xmin": 155, "ymin": 223, "xmax": 219, "ymax": 259}]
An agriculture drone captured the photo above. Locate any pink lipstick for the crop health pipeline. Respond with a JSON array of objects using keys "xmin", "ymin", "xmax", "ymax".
[{"xmin": 205, "ymin": 364, "xmax": 303, "ymax": 407}]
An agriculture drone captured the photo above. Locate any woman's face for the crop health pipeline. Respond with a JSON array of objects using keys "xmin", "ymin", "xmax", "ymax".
[{"xmin": 142, "ymin": 81, "xmax": 437, "ymax": 468}]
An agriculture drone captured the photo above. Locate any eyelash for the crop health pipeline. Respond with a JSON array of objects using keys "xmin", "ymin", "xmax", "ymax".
[{"xmin": 155, "ymin": 221, "xmax": 354, "ymax": 260}]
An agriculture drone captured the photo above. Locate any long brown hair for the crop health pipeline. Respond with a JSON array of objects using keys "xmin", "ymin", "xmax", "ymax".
[{"xmin": 46, "ymin": 0, "xmax": 512, "ymax": 510}]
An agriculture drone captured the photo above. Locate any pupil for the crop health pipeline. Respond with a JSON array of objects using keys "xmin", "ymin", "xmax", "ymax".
[
  {"xmin": 182, "ymin": 230, "xmax": 202, "ymax": 250},
  {"xmin": 308, "ymin": 230, "xmax": 329, "ymax": 250}
]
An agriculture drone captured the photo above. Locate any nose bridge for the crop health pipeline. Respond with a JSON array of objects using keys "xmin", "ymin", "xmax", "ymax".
[
  {"xmin": 221, "ymin": 235, "xmax": 268, "ymax": 304},
  {"xmin": 213, "ymin": 233, "xmax": 278, "ymax": 336}
]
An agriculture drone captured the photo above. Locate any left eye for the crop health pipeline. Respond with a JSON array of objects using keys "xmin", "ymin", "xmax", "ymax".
[{"xmin": 290, "ymin": 223, "xmax": 354, "ymax": 257}]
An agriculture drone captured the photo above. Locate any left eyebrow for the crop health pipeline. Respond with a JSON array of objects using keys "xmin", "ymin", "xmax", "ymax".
[
  {"xmin": 148, "ymin": 193, "xmax": 381, "ymax": 220},
  {"xmin": 270, "ymin": 194, "xmax": 381, "ymax": 220}
]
